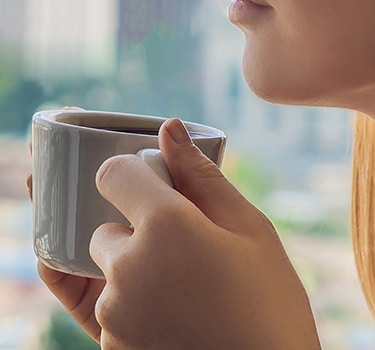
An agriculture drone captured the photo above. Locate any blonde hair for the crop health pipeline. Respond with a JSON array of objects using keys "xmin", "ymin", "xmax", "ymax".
[{"xmin": 352, "ymin": 111, "xmax": 375, "ymax": 314}]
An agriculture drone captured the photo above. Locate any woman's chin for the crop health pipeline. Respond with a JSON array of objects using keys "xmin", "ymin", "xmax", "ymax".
[
  {"xmin": 244, "ymin": 75, "xmax": 299, "ymax": 105},
  {"xmin": 244, "ymin": 72, "xmax": 334, "ymax": 107}
]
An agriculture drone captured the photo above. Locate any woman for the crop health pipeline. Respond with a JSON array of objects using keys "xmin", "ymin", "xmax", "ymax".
[{"xmin": 28, "ymin": 0, "xmax": 375, "ymax": 348}]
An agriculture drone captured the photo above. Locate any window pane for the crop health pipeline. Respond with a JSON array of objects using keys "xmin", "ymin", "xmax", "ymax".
[{"xmin": 0, "ymin": 1, "xmax": 373, "ymax": 349}]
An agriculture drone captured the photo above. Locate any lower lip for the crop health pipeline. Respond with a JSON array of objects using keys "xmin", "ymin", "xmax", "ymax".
[{"xmin": 229, "ymin": 0, "xmax": 271, "ymax": 26}]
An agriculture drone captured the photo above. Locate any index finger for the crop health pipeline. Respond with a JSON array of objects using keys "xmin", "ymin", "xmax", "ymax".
[{"xmin": 96, "ymin": 155, "xmax": 185, "ymax": 229}]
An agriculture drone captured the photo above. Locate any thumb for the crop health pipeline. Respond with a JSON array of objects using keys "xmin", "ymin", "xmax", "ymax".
[{"xmin": 159, "ymin": 119, "xmax": 272, "ymax": 235}]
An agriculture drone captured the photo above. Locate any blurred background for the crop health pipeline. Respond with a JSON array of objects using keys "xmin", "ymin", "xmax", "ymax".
[{"xmin": 0, "ymin": 0, "xmax": 374, "ymax": 349}]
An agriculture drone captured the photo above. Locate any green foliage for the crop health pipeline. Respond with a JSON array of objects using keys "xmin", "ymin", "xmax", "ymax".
[
  {"xmin": 223, "ymin": 150, "xmax": 274, "ymax": 204},
  {"xmin": 0, "ymin": 79, "xmax": 45, "ymax": 133},
  {"xmin": 273, "ymin": 217, "xmax": 349, "ymax": 238},
  {"xmin": 0, "ymin": 45, "xmax": 45, "ymax": 134},
  {"xmin": 223, "ymin": 150, "xmax": 349, "ymax": 238},
  {"xmin": 39, "ymin": 310, "xmax": 100, "ymax": 350}
]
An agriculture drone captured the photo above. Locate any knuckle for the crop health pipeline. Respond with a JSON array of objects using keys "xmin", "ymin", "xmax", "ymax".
[
  {"xmin": 193, "ymin": 156, "xmax": 223, "ymax": 180},
  {"xmin": 89, "ymin": 223, "xmax": 115, "ymax": 270},
  {"xmin": 95, "ymin": 287, "xmax": 131, "ymax": 343},
  {"xmin": 95, "ymin": 290, "xmax": 111, "ymax": 328},
  {"xmin": 99, "ymin": 333, "xmax": 115, "ymax": 350},
  {"xmin": 90, "ymin": 222, "xmax": 111, "ymax": 247},
  {"xmin": 90, "ymin": 223, "xmax": 131, "ymax": 277},
  {"xmin": 139, "ymin": 198, "xmax": 190, "ymax": 237},
  {"xmin": 176, "ymin": 152, "xmax": 225, "ymax": 195},
  {"xmin": 90, "ymin": 223, "xmax": 108, "ymax": 250},
  {"xmin": 146, "ymin": 199, "xmax": 172, "ymax": 221},
  {"xmin": 186, "ymin": 146, "xmax": 223, "ymax": 176}
]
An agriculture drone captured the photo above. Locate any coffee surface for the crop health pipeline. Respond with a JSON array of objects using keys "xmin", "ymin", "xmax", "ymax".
[{"xmin": 96, "ymin": 127, "xmax": 209, "ymax": 138}]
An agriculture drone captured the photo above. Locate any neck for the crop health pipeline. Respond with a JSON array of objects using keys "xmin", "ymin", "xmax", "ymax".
[{"xmin": 337, "ymin": 83, "xmax": 375, "ymax": 119}]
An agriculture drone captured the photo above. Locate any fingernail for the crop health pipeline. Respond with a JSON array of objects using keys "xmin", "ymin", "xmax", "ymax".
[{"xmin": 167, "ymin": 119, "xmax": 192, "ymax": 145}]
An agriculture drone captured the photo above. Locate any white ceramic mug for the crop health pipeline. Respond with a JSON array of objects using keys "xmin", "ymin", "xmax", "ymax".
[{"xmin": 32, "ymin": 110, "xmax": 226, "ymax": 278}]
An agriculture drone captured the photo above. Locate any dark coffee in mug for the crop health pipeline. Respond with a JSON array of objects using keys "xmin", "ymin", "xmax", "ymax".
[{"xmin": 93, "ymin": 126, "xmax": 210, "ymax": 138}]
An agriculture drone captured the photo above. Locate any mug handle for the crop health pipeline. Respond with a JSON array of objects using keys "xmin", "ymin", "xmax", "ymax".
[{"xmin": 136, "ymin": 149, "xmax": 173, "ymax": 187}]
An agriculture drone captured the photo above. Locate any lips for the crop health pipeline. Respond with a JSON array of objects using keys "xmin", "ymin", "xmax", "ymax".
[
  {"xmin": 229, "ymin": 0, "xmax": 273, "ymax": 28},
  {"xmin": 232, "ymin": 0, "xmax": 270, "ymax": 6}
]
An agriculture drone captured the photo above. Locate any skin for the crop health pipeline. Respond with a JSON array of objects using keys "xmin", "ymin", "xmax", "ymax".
[
  {"xmin": 27, "ymin": 0, "xmax": 375, "ymax": 348},
  {"xmin": 229, "ymin": 0, "xmax": 375, "ymax": 115}
]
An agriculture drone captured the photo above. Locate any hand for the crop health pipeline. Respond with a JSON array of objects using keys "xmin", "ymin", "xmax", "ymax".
[
  {"xmin": 27, "ymin": 107, "xmax": 105, "ymax": 343},
  {"xmin": 90, "ymin": 118, "xmax": 321, "ymax": 349}
]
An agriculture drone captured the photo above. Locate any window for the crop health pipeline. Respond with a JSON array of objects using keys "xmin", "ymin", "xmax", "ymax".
[{"xmin": 0, "ymin": 1, "xmax": 372, "ymax": 349}]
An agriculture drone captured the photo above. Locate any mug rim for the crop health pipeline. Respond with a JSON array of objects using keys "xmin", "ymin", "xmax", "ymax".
[{"xmin": 32, "ymin": 110, "xmax": 226, "ymax": 139}]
